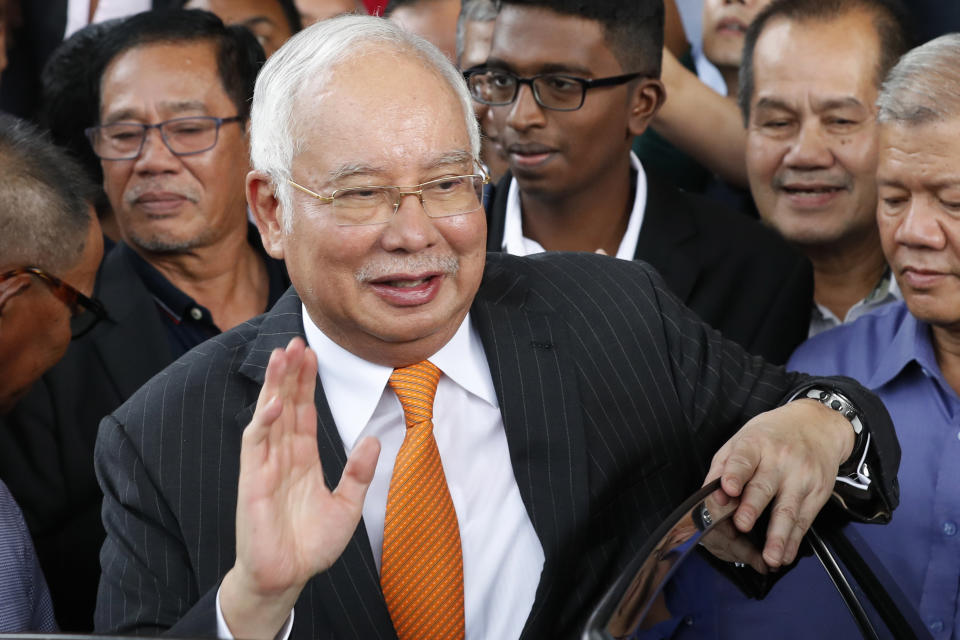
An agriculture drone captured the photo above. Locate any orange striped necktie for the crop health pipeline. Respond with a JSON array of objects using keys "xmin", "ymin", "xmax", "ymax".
[{"xmin": 381, "ymin": 361, "xmax": 465, "ymax": 640}]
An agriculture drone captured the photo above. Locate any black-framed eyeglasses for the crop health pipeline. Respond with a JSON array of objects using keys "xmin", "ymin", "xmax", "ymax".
[
  {"xmin": 463, "ymin": 67, "xmax": 645, "ymax": 112},
  {"xmin": 0, "ymin": 267, "xmax": 108, "ymax": 338},
  {"xmin": 287, "ymin": 171, "xmax": 490, "ymax": 227},
  {"xmin": 85, "ymin": 115, "xmax": 243, "ymax": 160}
]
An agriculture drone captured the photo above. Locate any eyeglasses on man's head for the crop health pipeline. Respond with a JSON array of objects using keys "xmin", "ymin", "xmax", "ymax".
[
  {"xmin": 0, "ymin": 267, "xmax": 108, "ymax": 338},
  {"xmin": 463, "ymin": 67, "xmax": 645, "ymax": 112},
  {"xmin": 85, "ymin": 115, "xmax": 243, "ymax": 161},
  {"xmin": 286, "ymin": 172, "xmax": 490, "ymax": 227}
]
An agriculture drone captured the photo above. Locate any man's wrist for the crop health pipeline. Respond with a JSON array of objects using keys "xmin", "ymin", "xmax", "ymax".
[
  {"xmin": 789, "ymin": 385, "xmax": 872, "ymax": 490},
  {"xmin": 220, "ymin": 566, "xmax": 303, "ymax": 640},
  {"xmin": 802, "ymin": 387, "xmax": 866, "ymax": 466}
]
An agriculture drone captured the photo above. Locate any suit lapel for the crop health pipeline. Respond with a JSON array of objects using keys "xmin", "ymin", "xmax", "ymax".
[
  {"xmin": 633, "ymin": 176, "xmax": 700, "ymax": 303},
  {"xmin": 471, "ymin": 258, "xmax": 590, "ymax": 639},
  {"xmin": 235, "ymin": 290, "xmax": 396, "ymax": 639}
]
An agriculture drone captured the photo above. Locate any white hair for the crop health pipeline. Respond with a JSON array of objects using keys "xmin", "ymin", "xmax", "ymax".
[
  {"xmin": 249, "ymin": 14, "xmax": 481, "ymax": 231},
  {"xmin": 877, "ymin": 33, "xmax": 960, "ymax": 126}
]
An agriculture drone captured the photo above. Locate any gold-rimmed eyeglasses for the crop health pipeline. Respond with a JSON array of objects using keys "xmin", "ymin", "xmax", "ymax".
[
  {"xmin": 286, "ymin": 172, "xmax": 490, "ymax": 226},
  {"xmin": 0, "ymin": 267, "xmax": 108, "ymax": 338}
]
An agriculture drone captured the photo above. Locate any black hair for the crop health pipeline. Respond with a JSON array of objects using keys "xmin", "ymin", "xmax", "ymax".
[
  {"xmin": 494, "ymin": 0, "xmax": 665, "ymax": 77},
  {"xmin": 0, "ymin": 114, "xmax": 97, "ymax": 272},
  {"xmin": 94, "ymin": 9, "xmax": 267, "ymax": 123},
  {"xmin": 177, "ymin": 0, "xmax": 303, "ymax": 34},
  {"xmin": 40, "ymin": 19, "xmax": 122, "ymax": 218},
  {"xmin": 739, "ymin": 0, "xmax": 912, "ymax": 124}
]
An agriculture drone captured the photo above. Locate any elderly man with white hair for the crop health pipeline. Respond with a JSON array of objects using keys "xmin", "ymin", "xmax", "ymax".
[{"xmin": 93, "ymin": 14, "xmax": 901, "ymax": 640}]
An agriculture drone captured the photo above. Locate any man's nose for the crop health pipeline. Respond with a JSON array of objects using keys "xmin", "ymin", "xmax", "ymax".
[
  {"xmin": 783, "ymin": 121, "xmax": 833, "ymax": 169},
  {"xmin": 380, "ymin": 190, "xmax": 438, "ymax": 253},
  {"xmin": 133, "ymin": 127, "xmax": 181, "ymax": 173},
  {"xmin": 505, "ymin": 83, "xmax": 546, "ymax": 132},
  {"xmin": 894, "ymin": 196, "xmax": 948, "ymax": 250}
]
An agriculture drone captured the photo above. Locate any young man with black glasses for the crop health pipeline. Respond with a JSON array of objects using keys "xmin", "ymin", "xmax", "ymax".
[{"xmin": 474, "ymin": 0, "xmax": 812, "ymax": 365}]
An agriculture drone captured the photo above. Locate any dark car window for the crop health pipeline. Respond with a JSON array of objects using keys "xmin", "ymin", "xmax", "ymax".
[{"xmin": 584, "ymin": 480, "xmax": 932, "ymax": 640}]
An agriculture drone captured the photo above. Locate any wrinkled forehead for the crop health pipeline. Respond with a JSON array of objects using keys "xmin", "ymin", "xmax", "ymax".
[{"xmin": 290, "ymin": 50, "xmax": 472, "ymax": 176}]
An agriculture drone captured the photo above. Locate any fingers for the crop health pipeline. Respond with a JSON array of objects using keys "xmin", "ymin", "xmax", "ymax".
[
  {"xmin": 244, "ymin": 338, "xmax": 312, "ymax": 448},
  {"xmin": 703, "ymin": 436, "xmax": 762, "ymax": 512},
  {"xmin": 334, "ymin": 436, "xmax": 381, "ymax": 509},
  {"xmin": 292, "ymin": 345, "xmax": 319, "ymax": 436},
  {"xmin": 245, "ymin": 348, "xmax": 289, "ymax": 447}
]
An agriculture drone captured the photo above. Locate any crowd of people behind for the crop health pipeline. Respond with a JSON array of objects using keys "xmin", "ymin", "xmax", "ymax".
[{"xmin": 1, "ymin": 0, "xmax": 960, "ymax": 638}]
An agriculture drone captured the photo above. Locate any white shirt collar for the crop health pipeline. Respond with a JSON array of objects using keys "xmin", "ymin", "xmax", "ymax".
[
  {"xmin": 502, "ymin": 151, "xmax": 648, "ymax": 260},
  {"xmin": 302, "ymin": 305, "xmax": 498, "ymax": 450}
]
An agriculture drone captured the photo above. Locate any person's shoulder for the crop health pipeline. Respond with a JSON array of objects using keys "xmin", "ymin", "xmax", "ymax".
[
  {"xmin": 788, "ymin": 301, "xmax": 910, "ymax": 377},
  {"xmin": 646, "ymin": 173, "xmax": 797, "ymax": 258},
  {"xmin": 109, "ymin": 295, "xmax": 285, "ymax": 424},
  {"xmin": 674, "ymin": 187, "xmax": 801, "ymax": 262},
  {"xmin": 484, "ymin": 250, "xmax": 663, "ymax": 291},
  {"xmin": 481, "ymin": 251, "xmax": 667, "ymax": 318}
]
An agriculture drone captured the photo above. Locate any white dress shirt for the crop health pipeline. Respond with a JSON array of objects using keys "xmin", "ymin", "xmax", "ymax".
[
  {"xmin": 64, "ymin": 0, "xmax": 151, "ymax": 39},
  {"xmin": 502, "ymin": 151, "xmax": 648, "ymax": 260},
  {"xmin": 217, "ymin": 309, "xmax": 544, "ymax": 640}
]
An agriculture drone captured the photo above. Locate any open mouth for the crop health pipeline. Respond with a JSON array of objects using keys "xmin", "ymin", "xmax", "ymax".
[{"xmin": 368, "ymin": 274, "xmax": 444, "ymax": 307}]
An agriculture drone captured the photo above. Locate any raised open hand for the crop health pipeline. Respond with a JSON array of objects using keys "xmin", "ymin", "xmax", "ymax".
[{"xmin": 221, "ymin": 337, "xmax": 380, "ymax": 639}]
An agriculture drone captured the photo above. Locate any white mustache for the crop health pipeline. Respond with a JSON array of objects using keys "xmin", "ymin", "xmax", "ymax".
[{"xmin": 355, "ymin": 254, "xmax": 459, "ymax": 283}]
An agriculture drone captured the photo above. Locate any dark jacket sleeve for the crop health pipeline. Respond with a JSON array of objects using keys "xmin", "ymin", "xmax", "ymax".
[
  {"xmin": 642, "ymin": 257, "xmax": 899, "ymax": 521},
  {"xmin": 94, "ymin": 414, "xmax": 220, "ymax": 637}
]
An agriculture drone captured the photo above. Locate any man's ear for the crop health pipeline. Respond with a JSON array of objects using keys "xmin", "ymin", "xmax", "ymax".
[
  {"xmin": 247, "ymin": 171, "xmax": 286, "ymax": 260},
  {"xmin": 627, "ymin": 77, "xmax": 667, "ymax": 138}
]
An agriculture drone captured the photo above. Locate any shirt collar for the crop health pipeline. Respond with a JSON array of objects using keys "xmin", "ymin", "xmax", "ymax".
[
  {"xmin": 302, "ymin": 307, "xmax": 498, "ymax": 450},
  {"xmin": 122, "ymin": 242, "xmax": 200, "ymax": 323},
  {"xmin": 122, "ymin": 223, "xmax": 288, "ymax": 322},
  {"xmin": 810, "ymin": 266, "xmax": 902, "ymax": 330},
  {"xmin": 502, "ymin": 151, "xmax": 647, "ymax": 260},
  {"xmin": 865, "ymin": 303, "xmax": 941, "ymax": 390}
]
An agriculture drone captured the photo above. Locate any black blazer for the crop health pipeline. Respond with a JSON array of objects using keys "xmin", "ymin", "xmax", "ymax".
[
  {"xmin": 0, "ymin": 244, "xmax": 173, "ymax": 631},
  {"xmin": 93, "ymin": 253, "xmax": 898, "ymax": 639},
  {"xmin": 486, "ymin": 172, "xmax": 814, "ymax": 364}
]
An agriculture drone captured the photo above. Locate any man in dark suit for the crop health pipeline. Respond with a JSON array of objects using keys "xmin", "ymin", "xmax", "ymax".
[
  {"xmin": 95, "ymin": 14, "xmax": 899, "ymax": 640},
  {"xmin": 470, "ymin": 0, "xmax": 811, "ymax": 365}
]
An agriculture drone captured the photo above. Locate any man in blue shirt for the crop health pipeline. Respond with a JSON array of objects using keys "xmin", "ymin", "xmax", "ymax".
[
  {"xmin": 656, "ymin": 31, "xmax": 960, "ymax": 640},
  {"xmin": 787, "ymin": 32, "xmax": 960, "ymax": 639}
]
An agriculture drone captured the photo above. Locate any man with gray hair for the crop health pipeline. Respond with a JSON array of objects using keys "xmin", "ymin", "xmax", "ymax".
[
  {"xmin": 0, "ymin": 113, "xmax": 105, "ymax": 632},
  {"xmin": 94, "ymin": 14, "xmax": 901, "ymax": 640},
  {"xmin": 784, "ymin": 33, "xmax": 960, "ymax": 638},
  {"xmin": 665, "ymin": 33, "xmax": 960, "ymax": 639}
]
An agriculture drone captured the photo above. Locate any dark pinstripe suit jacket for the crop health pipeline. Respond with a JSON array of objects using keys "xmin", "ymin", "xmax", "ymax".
[{"xmin": 93, "ymin": 252, "xmax": 899, "ymax": 639}]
